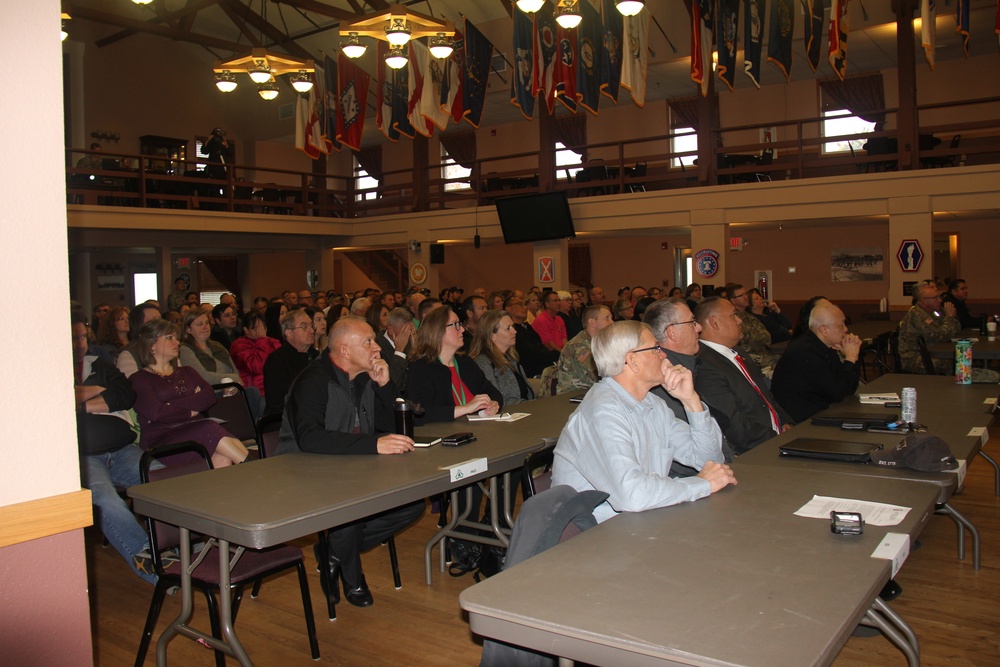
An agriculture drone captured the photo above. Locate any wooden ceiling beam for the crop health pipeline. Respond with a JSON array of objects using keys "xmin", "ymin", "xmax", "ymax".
[
  {"xmin": 68, "ymin": 4, "xmax": 254, "ymax": 53},
  {"xmin": 219, "ymin": 0, "xmax": 314, "ymax": 59},
  {"xmin": 88, "ymin": 0, "xmax": 219, "ymax": 48},
  {"xmin": 217, "ymin": 0, "xmax": 264, "ymax": 47},
  {"xmin": 271, "ymin": 0, "xmax": 361, "ymax": 22}
]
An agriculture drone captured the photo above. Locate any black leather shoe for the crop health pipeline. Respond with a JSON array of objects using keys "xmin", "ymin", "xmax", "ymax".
[
  {"xmin": 312, "ymin": 543, "xmax": 341, "ymax": 605},
  {"xmin": 343, "ymin": 583, "xmax": 374, "ymax": 607}
]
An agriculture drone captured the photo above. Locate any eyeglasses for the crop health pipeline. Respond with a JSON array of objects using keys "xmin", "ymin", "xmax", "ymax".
[
  {"xmin": 290, "ymin": 324, "xmax": 316, "ymax": 332},
  {"xmin": 731, "ymin": 292, "xmax": 747, "ymax": 299},
  {"xmin": 445, "ymin": 321, "xmax": 465, "ymax": 330},
  {"xmin": 666, "ymin": 319, "xmax": 697, "ymax": 329},
  {"xmin": 630, "ymin": 345, "xmax": 667, "ymax": 357}
]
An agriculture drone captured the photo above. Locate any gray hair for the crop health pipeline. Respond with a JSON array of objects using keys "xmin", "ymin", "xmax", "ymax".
[
  {"xmin": 387, "ymin": 307, "xmax": 412, "ymax": 329},
  {"xmin": 280, "ymin": 309, "xmax": 310, "ymax": 334},
  {"xmin": 642, "ymin": 298, "xmax": 688, "ymax": 342},
  {"xmin": 327, "ymin": 315, "xmax": 369, "ymax": 351},
  {"xmin": 592, "ymin": 320, "xmax": 649, "ymax": 377},
  {"xmin": 350, "ymin": 297, "xmax": 371, "ymax": 316}
]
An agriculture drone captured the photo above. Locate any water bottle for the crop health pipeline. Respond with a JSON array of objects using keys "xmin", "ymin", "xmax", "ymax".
[
  {"xmin": 901, "ymin": 387, "xmax": 917, "ymax": 424},
  {"xmin": 955, "ymin": 340, "xmax": 972, "ymax": 385},
  {"xmin": 394, "ymin": 398, "xmax": 414, "ymax": 438}
]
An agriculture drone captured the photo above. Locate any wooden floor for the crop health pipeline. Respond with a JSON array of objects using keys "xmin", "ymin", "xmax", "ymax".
[{"xmin": 91, "ymin": 428, "xmax": 1000, "ymax": 666}]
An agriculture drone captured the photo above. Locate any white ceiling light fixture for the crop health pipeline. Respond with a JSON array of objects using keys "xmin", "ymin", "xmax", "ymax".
[
  {"xmin": 215, "ymin": 70, "xmax": 238, "ymax": 92},
  {"xmin": 340, "ymin": 5, "xmax": 455, "ymax": 60},
  {"xmin": 61, "ymin": 12, "xmax": 71, "ymax": 41},
  {"xmin": 555, "ymin": 0, "xmax": 583, "ymax": 29},
  {"xmin": 213, "ymin": 49, "xmax": 315, "ymax": 95},
  {"xmin": 385, "ymin": 47, "xmax": 409, "ymax": 70},
  {"xmin": 290, "ymin": 70, "xmax": 314, "ymax": 93},
  {"xmin": 132, "ymin": 0, "xmax": 154, "ymax": 5},
  {"xmin": 516, "ymin": 0, "xmax": 546, "ymax": 12},
  {"xmin": 615, "ymin": 0, "xmax": 645, "ymax": 16},
  {"xmin": 257, "ymin": 79, "xmax": 280, "ymax": 101}
]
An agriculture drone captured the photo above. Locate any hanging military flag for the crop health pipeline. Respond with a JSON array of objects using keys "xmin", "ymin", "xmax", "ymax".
[
  {"xmin": 920, "ymin": 0, "xmax": 935, "ymax": 69},
  {"xmin": 304, "ymin": 77, "xmax": 333, "ymax": 158},
  {"xmin": 767, "ymin": 0, "xmax": 794, "ymax": 81},
  {"xmin": 323, "ymin": 55, "xmax": 342, "ymax": 151},
  {"xmin": 828, "ymin": 0, "xmax": 850, "ymax": 80},
  {"xmin": 511, "ymin": 7, "xmax": 535, "ymax": 119},
  {"xmin": 554, "ymin": 22, "xmax": 579, "ymax": 112},
  {"xmin": 576, "ymin": 0, "xmax": 603, "ymax": 114},
  {"xmin": 743, "ymin": 0, "xmax": 765, "ymax": 88},
  {"xmin": 621, "ymin": 5, "xmax": 649, "ymax": 106},
  {"xmin": 440, "ymin": 29, "xmax": 465, "ymax": 124},
  {"xmin": 955, "ymin": 0, "xmax": 970, "ymax": 56},
  {"xmin": 802, "ymin": 0, "xmax": 824, "ymax": 71},
  {"xmin": 716, "ymin": 0, "xmax": 739, "ymax": 92},
  {"xmin": 463, "ymin": 19, "xmax": 495, "ymax": 128},
  {"xmin": 407, "ymin": 43, "xmax": 436, "ymax": 137},
  {"xmin": 534, "ymin": 2, "xmax": 559, "ymax": 114},
  {"xmin": 376, "ymin": 42, "xmax": 399, "ymax": 141},
  {"xmin": 391, "ymin": 60, "xmax": 417, "ymax": 139},
  {"xmin": 690, "ymin": 0, "xmax": 713, "ymax": 97},
  {"xmin": 412, "ymin": 40, "xmax": 452, "ymax": 131},
  {"xmin": 601, "ymin": 0, "xmax": 624, "ymax": 103},
  {"xmin": 336, "ymin": 55, "xmax": 370, "ymax": 152}
]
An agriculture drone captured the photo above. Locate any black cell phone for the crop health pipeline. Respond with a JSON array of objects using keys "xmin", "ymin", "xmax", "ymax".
[{"xmin": 442, "ymin": 432, "xmax": 476, "ymax": 446}]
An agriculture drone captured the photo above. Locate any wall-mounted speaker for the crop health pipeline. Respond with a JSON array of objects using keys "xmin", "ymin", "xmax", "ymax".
[{"xmin": 430, "ymin": 243, "xmax": 445, "ymax": 264}]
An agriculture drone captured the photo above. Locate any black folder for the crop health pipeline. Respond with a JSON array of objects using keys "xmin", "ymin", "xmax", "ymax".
[{"xmin": 778, "ymin": 438, "xmax": 884, "ymax": 463}]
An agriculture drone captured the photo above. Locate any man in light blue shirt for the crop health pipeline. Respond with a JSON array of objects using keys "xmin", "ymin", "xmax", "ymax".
[{"xmin": 552, "ymin": 320, "xmax": 736, "ymax": 523}]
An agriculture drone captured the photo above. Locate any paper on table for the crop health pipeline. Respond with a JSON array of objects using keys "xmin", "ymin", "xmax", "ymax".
[
  {"xmin": 467, "ymin": 412, "xmax": 530, "ymax": 422},
  {"xmin": 794, "ymin": 495, "xmax": 911, "ymax": 526},
  {"xmin": 859, "ymin": 393, "xmax": 900, "ymax": 404}
]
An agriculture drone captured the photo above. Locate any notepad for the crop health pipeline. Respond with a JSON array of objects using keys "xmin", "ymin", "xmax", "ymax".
[{"xmin": 466, "ymin": 412, "xmax": 530, "ymax": 422}]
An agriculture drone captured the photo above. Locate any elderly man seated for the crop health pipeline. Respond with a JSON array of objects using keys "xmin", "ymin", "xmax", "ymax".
[
  {"xmin": 551, "ymin": 320, "xmax": 736, "ymax": 524},
  {"xmin": 555, "ymin": 304, "xmax": 613, "ymax": 394},
  {"xmin": 771, "ymin": 301, "xmax": 862, "ymax": 423},
  {"xmin": 276, "ymin": 317, "xmax": 424, "ymax": 608}
]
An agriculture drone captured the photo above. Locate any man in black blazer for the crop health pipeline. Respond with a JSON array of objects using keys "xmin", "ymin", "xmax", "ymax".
[
  {"xmin": 693, "ymin": 297, "xmax": 793, "ymax": 455},
  {"xmin": 377, "ymin": 307, "xmax": 414, "ymax": 390}
]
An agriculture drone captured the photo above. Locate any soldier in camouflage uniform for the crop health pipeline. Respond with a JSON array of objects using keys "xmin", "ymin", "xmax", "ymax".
[
  {"xmin": 898, "ymin": 283, "xmax": 960, "ymax": 375},
  {"xmin": 728, "ymin": 284, "xmax": 779, "ymax": 377},
  {"xmin": 555, "ymin": 305, "xmax": 614, "ymax": 395}
]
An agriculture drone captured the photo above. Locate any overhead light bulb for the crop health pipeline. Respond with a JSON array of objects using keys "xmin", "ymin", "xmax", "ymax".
[
  {"xmin": 257, "ymin": 80, "xmax": 279, "ymax": 100},
  {"xmin": 429, "ymin": 33, "xmax": 454, "ymax": 59},
  {"xmin": 342, "ymin": 33, "xmax": 367, "ymax": 58},
  {"xmin": 385, "ymin": 47, "xmax": 408, "ymax": 70},
  {"xmin": 132, "ymin": 0, "xmax": 153, "ymax": 4},
  {"xmin": 555, "ymin": 3, "xmax": 583, "ymax": 29},
  {"xmin": 615, "ymin": 0, "xmax": 644, "ymax": 16},
  {"xmin": 248, "ymin": 59, "xmax": 272, "ymax": 84},
  {"xmin": 215, "ymin": 70, "xmax": 238, "ymax": 93},
  {"xmin": 290, "ymin": 71, "xmax": 314, "ymax": 93},
  {"xmin": 516, "ymin": 0, "xmax": 546, "ymax": 12},
  {"xmin": 385, "ymin": 17, "xmax": 411, "ymax": 46}
]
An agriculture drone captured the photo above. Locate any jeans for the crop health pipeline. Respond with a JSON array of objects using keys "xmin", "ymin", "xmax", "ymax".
[{"xmin": 81, "ymin": 444, "xmax": 155, "ymax": 584}]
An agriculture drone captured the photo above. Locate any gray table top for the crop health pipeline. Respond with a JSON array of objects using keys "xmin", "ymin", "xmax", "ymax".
[
  {"xmin": 861, "ymin": 374, "xmax": 999, "ymax": 415},
  {"xmin": 129, "ymin": 391, "xmax": 580, "ymax": 549},
  {"xmin": 929, "ymin": 332, "xmax": 1000, "ymax": 360},
  {"xmin": 461, "ymin": 463, "xmax": 939, "ymax": 667}
]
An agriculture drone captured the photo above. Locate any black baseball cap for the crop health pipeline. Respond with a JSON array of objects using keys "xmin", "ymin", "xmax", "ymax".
[{"xmin": 869, "ymin": 434, "xmax": 958, "ymax": 472}]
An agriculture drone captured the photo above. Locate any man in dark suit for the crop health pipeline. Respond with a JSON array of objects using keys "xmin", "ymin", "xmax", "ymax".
[
  {"xmin": 377, "ymin": 307, "xmax": 414, "ymax": 390},
  {"xmin": 693, "ymin": 297, "xmax": 792, "ymax": 455},
  {"xmin": 505, "ymin": 296, "xmax": 559, "ymax": 377}
]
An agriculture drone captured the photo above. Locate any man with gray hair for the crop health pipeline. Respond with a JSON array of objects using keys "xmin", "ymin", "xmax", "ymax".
[
  {"xmin": 263, "ymin": 309, "xmax": 319, "ymax": 417},
  {"xmin": 771, "ymin": 301, "xmax": 862, "ymax": 423},
  {"xmin": 378, "ymin": 307, "xmax": 415, "ymax": 389},
  {"xmin": 552, "ymin": 320, "xmax": 735, "ymax": 524}
]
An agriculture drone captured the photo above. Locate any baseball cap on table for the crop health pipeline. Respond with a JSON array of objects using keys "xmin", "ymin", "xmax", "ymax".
[{"xmin": 869, "ymin": 434, "xmax": 958, "ymax": 472}]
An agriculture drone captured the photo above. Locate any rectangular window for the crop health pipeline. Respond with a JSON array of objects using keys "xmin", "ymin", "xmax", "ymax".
[
  {"xmin": 133, "ymin": 272, "xmax": 158, "ymax": 305},
  {"xmin": 822, "ymin": 110, "xmax": 874, "ymax": 154},
  {"xmin": 355, "ymin": 160, "xmax": 379, "ymax": 202},
  {"xmin": 441, "ymin": 145, "xmax": 471, "ymax": 192},
  {"xmin": 672, "ymin": 127, "xmax": 697, "ymax": 168},
  {"xmin": 556, "ymin": 142, "xmax": 582, "ymax": 180}
]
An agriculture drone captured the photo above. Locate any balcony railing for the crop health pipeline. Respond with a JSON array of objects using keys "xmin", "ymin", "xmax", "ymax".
[{"xmin": 67, "ymin": 96, "xmax": 1000, "ymax": 220}]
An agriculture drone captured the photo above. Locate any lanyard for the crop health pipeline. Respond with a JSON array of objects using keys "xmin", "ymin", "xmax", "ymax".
[{"xmin": 444, "ymin": 358, "xmax": 467, "ymax": 406}]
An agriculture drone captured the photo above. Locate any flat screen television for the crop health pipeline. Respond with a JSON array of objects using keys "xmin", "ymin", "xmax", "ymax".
[{"xmin": 495, "ymin": 191, "xmax": 576, "ymax": 244}]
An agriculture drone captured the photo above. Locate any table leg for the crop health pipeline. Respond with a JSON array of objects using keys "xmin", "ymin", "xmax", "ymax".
[
  {"xmin": 216, "ymin": 538, "xmax": 253, "ymax": 666},
  {"xmin": 424, "ymin": 488, "xmax": 466, "ymax": 585},
  {"xmin": 936, "ymin": 502, "xmax": 981, "ymax": 570},
  {"xmin": 976, "ymin": 449, "xmax": 1000, "ymax": 496},
  {"xmin": 861, "ymin": 597, "xmax": 920, "ymax": 667},
  {"xmin": 155, "ymin": 528, "xmax": 194, "ymax": 666}
]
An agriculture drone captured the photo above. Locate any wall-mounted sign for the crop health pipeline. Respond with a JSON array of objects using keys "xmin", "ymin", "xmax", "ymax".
[
  {"xmin": 694, "ymin": 248, "xmax": 719, "ymax": 278},
  {"xmin": 409, "ymin": 261, "xmax": 428, "ymax": 285},
  {"xmin": 538, "ymin": 256, "xmax": 554, "ymax": 283},
  {"xmin": 897, "ymin": 240, "xmax": 923, "ymax": 272}
]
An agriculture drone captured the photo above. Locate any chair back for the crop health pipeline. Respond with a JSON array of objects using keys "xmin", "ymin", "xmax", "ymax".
[
  {"xmin": 521, "ymin": 441, "xmax": 556, "ymax": 501},
  {"xmin": 760, "ymin": 147, "xmax": 774, "ymax": 165},
  {"xmin": 949, "ymin": 134, "xmax": 962, "ymax": 149},
  {"xmin": 257, "ymin": 413, "xmax": 283, "ymax": 459},
  {"xmin": 139, "ymin": 442, "xmax": 213, "ymax": 573},
  {"xmin": 887, "ymin": 329, "xmax": 904, "ymax": 372},
  {"xmin": 208, "ymin": 383, "xmax": 259, "ymax": 448},
  {"xmin": 916, "ymin": 336, "xmax": 938, "ymax": 375}
]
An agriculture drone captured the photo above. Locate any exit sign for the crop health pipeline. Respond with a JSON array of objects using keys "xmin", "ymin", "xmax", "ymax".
[{"xmin": 729, "ymin": 237, "xmax": 743, "ymax": 251}]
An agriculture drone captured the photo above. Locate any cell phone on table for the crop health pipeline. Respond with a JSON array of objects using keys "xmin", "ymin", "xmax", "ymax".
[{"xmin": 441, "ymin": 432, "xmax": 476, "ymax": 446}]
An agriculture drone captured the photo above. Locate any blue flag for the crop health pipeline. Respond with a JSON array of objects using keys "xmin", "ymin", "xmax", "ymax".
[
  {"xmin": 716, "ymin": 0, "xmax": 739, "ymax": 91},
  {"xmin": 511, "ymin": 7, "xmax": 535, "ymax": 119},
  {"xmin": 743, "ymin": 0, "xmax": 765, "ymax": 87},
  {"xmin": 802, "ymin": 0, "xmax": 824, "ymax": 71},
  {"xmin": 463, "ymin": 19, "xmax": 494, "ymax": 128},
  {"xmin": 767, "ymin": 0, "xmax": 794, "ymax": 81},
  {"xmin": 600, "ymin": 0, "xmax": 623, "ymax": 103},
  {"xmin": 955, "ymin": 0, "xmax": 970, "ymax": 56},
  {"xmin": 576, "ymin": 0, "xmax": 603, "ymax": 115},
  {"xmin": 391, "ymin": 62, "xmax": 417, "ymax": 139}
]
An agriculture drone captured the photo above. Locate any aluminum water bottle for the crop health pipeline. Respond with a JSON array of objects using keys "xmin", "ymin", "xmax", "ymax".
[
  {"xmin": 901, "ymin": 387, "xmax": 917, "ymax": 424},
  {"xmin": 955, "ymin": 339, "xmax": 972, "ymax": 385}
]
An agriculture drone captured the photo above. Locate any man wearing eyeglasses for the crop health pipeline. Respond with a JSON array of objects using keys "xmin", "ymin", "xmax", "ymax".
[
  {"xmin": 552, "ymin": 320, "xmax": 734, "ymax": 524},
  {"xmin": 897, "ymin": 282, "xmax": 960, "ymax": 375},
  {"xmin": 263, "ymin": 310, "xmax": 320, "ymax": 416},
  {"xmin": 694, "ymin": 297, "xmax": 793, "ymax": 455}
]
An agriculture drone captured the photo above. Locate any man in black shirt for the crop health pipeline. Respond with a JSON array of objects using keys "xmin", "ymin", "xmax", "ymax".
[
  {"xmin": 263, "ymin": 310, "xmax": 319, "ymax": 416},
  {"xmin": 505, "ymin": 296, "xmax": 558, "ymax": 377}
]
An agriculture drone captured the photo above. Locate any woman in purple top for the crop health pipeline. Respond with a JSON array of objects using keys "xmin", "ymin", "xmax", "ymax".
[{"xmin": 130, "ymin": 319, "xmax": 248, "ymax": 467}]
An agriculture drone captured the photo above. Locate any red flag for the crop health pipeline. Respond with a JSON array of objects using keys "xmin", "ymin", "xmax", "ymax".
[
  {"xmin": 406, "ymin": 43, "xmax": 436, "ymax": 137},
  {"xmin": 553, "ymin": 23, "xmax": 578, "ymax": 112},
  {"xmin": 533, "ymin": 3, "xmax": 558, "ymax": 114},
  {"xmin": 441, "ymin": 30, "xmax": 465, "ymax": 123},
  {"xmin": 828, "ymin": 0, "xmax": 850, "ymax": 81},
  {"xmin": 690, "ymin": 0, "xmax": 710, "ymax": 96},
  {"xmin": 336, "ymin": 55, "xmax": 371, "ymax": 152}
]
